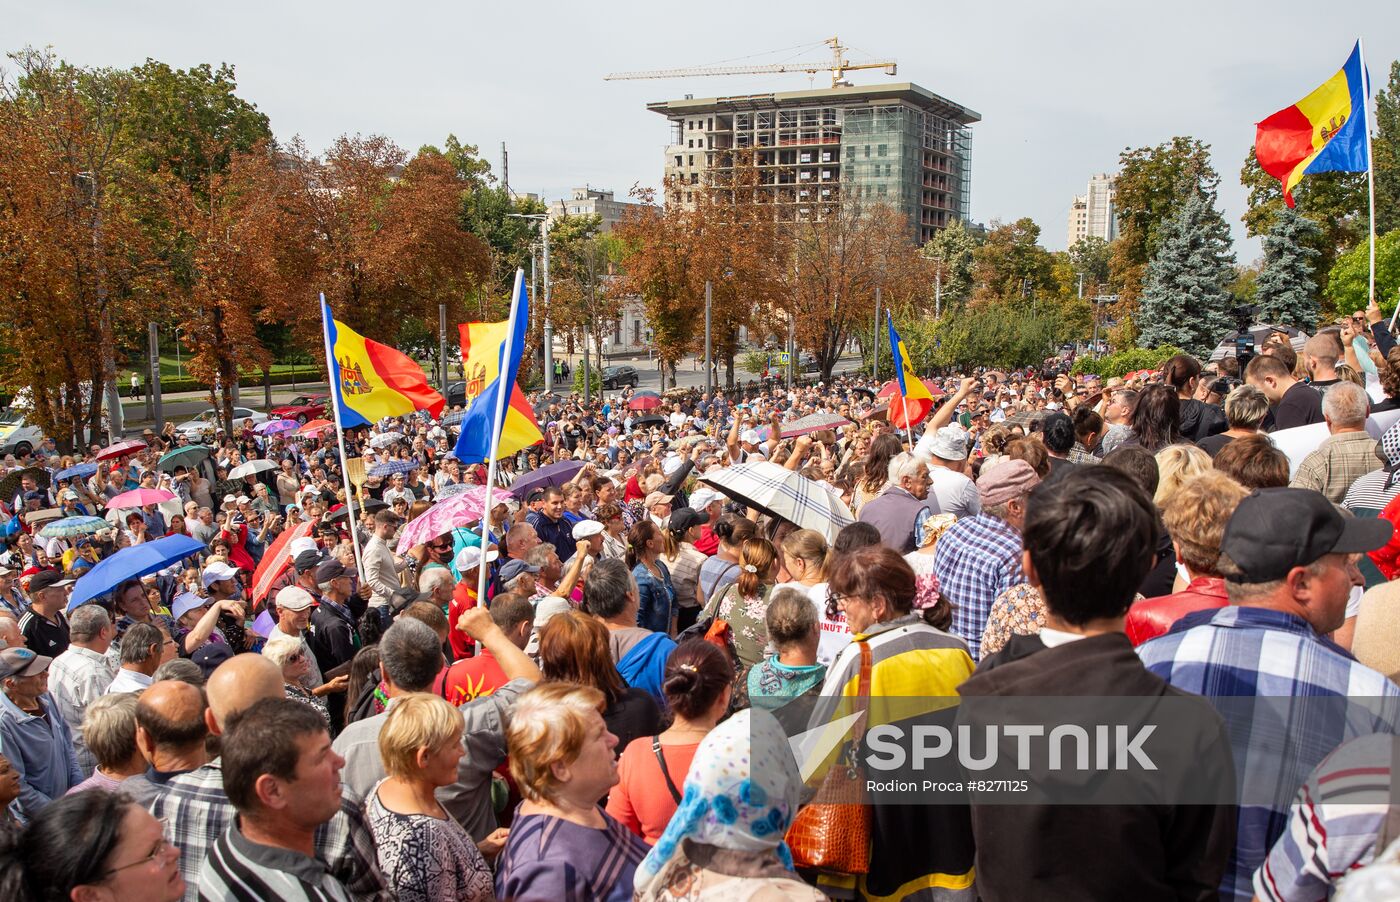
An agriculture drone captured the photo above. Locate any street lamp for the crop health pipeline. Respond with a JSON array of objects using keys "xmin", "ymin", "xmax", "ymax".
[{"xmin": 508, "ymin": 212, "xmax": 552, "ymax": 393}]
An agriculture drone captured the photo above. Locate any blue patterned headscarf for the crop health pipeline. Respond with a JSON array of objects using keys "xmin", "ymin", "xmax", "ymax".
[{"xmin": 634, "ymin": 708, "xmax": 803, "ymax": 889}]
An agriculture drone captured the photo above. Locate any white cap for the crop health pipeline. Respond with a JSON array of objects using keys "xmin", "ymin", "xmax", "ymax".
[
  {"xmin": 454, "ymin": 547, "xmax": 499, "ymax": 572},
  {"xmin": 662, "ymin": 455, "xmax": 683, "ymax": 476},
  {"xmin": 170, "ymin": 592, "xmax": 208, "ymax": 621},
  {"xmin": 740, "ymin": 429, "xmax": 760, "ymax": 445},
  {"xmin": 287, "ymin": 536, "xmax": 319, "ymax": 561},
  {"xmin": 221, "ymin": 494, "xmax": 236, "ymax": 505},
  {"xmin": 572, "ymin": 520, "xmax": 605, "ymax": 540},
  {"xmin": 236, "ymin": 495, "xmax": 251, "ymax": 504},
  {"xmin": 688, "ymin": 487, "xmax": 724, "ymax": 510},
  {"xmin": 275, "ymin": 586, "xmax": 317, "ymax": 612},
  {"xmin": 201, "ymin": 561, "xmax": 240, "ymax": 587}
]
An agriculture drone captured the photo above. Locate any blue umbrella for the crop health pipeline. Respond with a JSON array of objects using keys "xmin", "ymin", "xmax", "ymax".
[
  {"xmin": 508, "ymin": 460, "xmax": 585, "ymax": 499},
  {"xmin": 368, "ymin": 459, "xmax": 418, "ymax": 478},
  {"xmin": 68, "ymin": 534, "xmax": 206, "ymax": 609},
  {"xmin": 54, "ymin": 462, "xmax": 99, "ymax": 482}
]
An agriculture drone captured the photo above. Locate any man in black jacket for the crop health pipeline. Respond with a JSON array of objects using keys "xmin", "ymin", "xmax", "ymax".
[
  {"xmin": 958, "ymin": 468, "xmax": 1235, "ymax": 902},
  {"xmin": 308, "ymin": 558, "xmax": 360, "ymax": 732}
]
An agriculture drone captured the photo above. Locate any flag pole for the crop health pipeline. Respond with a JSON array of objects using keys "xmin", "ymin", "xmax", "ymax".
[
  {"xmin": 1361, "ymin": 38, "xmax": 1378, "ymax": 317},
  {"xmin": 319, "ymin": 294, "xmax": 366, "ymax": 580},
  {"xmin": 475, "ymin": 269, "xmax": 527, "ymax": 608},
  {"xmin": 888, "ymin": 309, "xmax": 915, "ymax": 448}
]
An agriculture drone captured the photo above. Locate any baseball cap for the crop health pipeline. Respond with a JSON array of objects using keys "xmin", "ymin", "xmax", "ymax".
[
  {"xmin": 1221, "ymin": 488, "xmax": 1392, "ymax": 584},
  {"xmin": 0, "ymin": 647, "xmax": 51, "ymax": 680},
  {"xmin": 28, "ymin": 570, "xmax": 72, "ymax": 593},
  {"xmin": 201, "ymin": 561, "xmax": 240, "ymax": 588},
  {"xmin": 453, "ymin": 547, "xmax": 499, "ymax": 572},
  {"xmin": 499, "ymin": 559, "xmax": 541, "ymax": 583},
  {"xmin": 170, "ymin": 592, "xmax": 209, "ymax": 621},
  {"xmin": 314, "ymin": 559, "xmax": 349, "ymax": 583},
  {"xmin": 688, "ymin": 487, "xmax": 724, "ymax": 510},
  {"xmin": 740, "ymin": 429, "xmax": 760, "ymax": 445},
  {"xmin": 293, "ymin": 549, "xmax": 326, "ymax": 574},
  {"xmin": 275, "ymin": 585, "xmax": 317, "ymax": 612},
  {"xmin": 389, "ymin": 586, "xmax": 426, "ymax": 613},
  {"xmin": 572, "ymin": 520, "xmax": 605, "ymax": 540},
  {"xmin": 644, "ymin": 491, "xmax": 674, "ymax": 509},
  {"xmin": 668, "ymin": 507, "xmax": 707, "ymax": 533},
  {"xmin": 287, "ymin": 536, "xmax": 319, "ymax": 561},
  {"xmin": 191, "ymin": 643, "xmax": 234, "ymax": 679}
]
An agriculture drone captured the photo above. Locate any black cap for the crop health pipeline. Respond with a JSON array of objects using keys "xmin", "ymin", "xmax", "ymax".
[
  {"xmin": 389, "ymin": 586, "xmax": 425, "ymax": 613},
  {"xmin": 191, "ymin": 644, "xmax": 234, "ymax": 679},
  {"xmin": 293, "ymin": 549, "xmax": 325, "ymax": 573},
  {"xmin": 1222, "ymin": 488, "xmax": 1393, "ymax": 583},
  {"xmin": 668, "ymin": 507, "xmax": 707, "ymax": 534},
  {"xmin": 314, "ymin": 559, "xmax": 348, "ymax": 583},
  {"xmin": 28, "ymin": 569, "xmax": 72, "ymax": 593}
]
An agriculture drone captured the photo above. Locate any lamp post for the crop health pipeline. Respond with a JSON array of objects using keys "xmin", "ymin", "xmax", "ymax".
[{"xmin": 509, "ymin": 213, "xmax": 551, "ymax": 393}]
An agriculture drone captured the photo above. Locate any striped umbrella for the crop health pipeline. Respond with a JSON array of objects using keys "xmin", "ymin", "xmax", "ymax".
[
  {"xmin": 697, "ymin": 461, "xmax": 853, "ymax": 543},
  {"xmin": 37, "ymin": 516, "xmax": 109, "ymax": 539},
  {"xmin": 368, "ymin": 459, "xmax": 418, "ymax": 478},
  {"xmin": 439, "ymin": 409, "xmax": 467, "ymax": 428}
]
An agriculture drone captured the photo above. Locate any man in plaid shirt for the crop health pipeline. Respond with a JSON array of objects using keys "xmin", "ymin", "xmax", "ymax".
[
  {"xmin": 932, "ymin": 460, "xmax": 1040, "ymax": 660},
  {"xmin": 1289, "ymin": 382, "xmax": 1381, "ymax": 503},
  {"xmin": 150, "ymin": 654, "xmax": 389, "ymax": 902},
  {"xmin": 1138, "ymin": 488, "xmax": 1400, "ymax": 902}
]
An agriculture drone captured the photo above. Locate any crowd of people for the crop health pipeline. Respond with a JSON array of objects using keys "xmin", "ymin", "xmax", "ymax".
[{"xmin": 1, "ymin": 304, "xmax": 1400, "ymax": 900}]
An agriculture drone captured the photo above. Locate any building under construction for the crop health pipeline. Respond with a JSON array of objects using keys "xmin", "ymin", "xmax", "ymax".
[{"xmin": 646, "ymin": 82, "xmax": 979, "ymax": 245}]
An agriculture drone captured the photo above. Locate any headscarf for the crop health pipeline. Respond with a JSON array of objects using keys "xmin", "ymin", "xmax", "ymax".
[
  {"xmin": 635, "ymin": 708, "xmax": 803, "ymax": 893},
  {"xmin": 1379, "ymin": 420, "xmax": 1400, "ymax": 492}
]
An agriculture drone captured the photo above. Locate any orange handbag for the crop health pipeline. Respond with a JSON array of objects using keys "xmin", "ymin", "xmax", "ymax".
[{"xmin": 786, "ymin": 640, "xmax": 872, "ymax": 874}]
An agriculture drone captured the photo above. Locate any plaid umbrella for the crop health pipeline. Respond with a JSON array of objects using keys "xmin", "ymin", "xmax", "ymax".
[
  {"xmin": 1001, "ymin": 408, "xmax": 1046, "ymax": 430},
  {"xmin": 0, "ymin": 466, "xmax": 51, "ymax": 502},
  {"xmin": 437, "ymin": 482, "xmax": 474, "ymax": 498},
  {"xmin": 698, "ymin": 461, "xmax": 853, "ymax": 543},
  {"xmin": 779, "ymin": 412, "xmax": 851, "ymax": 438},
  {"xmin": 369, "ymin": 432, "xmax": 404, "ymax": 449},
  {"xmin": 439, "ymin": 409, "xmax": 467, "ymax": 428},
  {"xmin": 37, "ymin": 516, "xmax": 109, "ymax": 539},
  {"xmin": 368, "ymin": 459, "xmax": 418, "ymax": 478}
]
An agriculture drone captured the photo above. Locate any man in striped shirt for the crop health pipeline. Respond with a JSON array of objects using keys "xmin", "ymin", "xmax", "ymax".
[{"xmin": 198, "ymin": 696, "xmax": 353, "ymax": 902}]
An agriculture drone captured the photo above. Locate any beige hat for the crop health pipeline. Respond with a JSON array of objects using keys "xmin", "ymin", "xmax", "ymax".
[
  {"xmin": 275, "ymin": 585, "xmax": 317, "ymax": 612},
  {"xmin": 645, "ymin": 491, "xmax": 674, "ymax": 509}
]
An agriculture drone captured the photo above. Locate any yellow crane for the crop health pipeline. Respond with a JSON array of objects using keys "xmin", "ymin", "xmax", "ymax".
[{"xmin": 605, "ymin": 37, "xmax": 896, "ymax": 90}]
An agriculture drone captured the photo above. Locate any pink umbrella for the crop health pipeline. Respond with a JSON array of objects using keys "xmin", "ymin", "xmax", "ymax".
[
  {"xmin": 395, "ymin": 485, "xmax": 494, "ymax": 554},
  {"xmin": 106, "ymin": 488, "xmax": 177, "ymax": 509},
  {"xmin": 95, "ymin": 440, "xmax": 148, "ymax": 462}
]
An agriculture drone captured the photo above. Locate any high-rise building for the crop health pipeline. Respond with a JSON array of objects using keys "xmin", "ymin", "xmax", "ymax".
[
  {"xmin": 1066, "ymin": 173, "xmax": 1117, "ymax": 246},
  {"xmin": 546, "ymin": 187, "xmax": 638, "ymax": 233},
  {"xmin": 647, "ymin": 82, "xmax": 979, "ymax": 245}
]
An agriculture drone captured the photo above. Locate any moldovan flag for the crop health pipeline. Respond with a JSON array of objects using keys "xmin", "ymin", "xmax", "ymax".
[
  {"xmin": 1255, "ymin": 42, "xmax": 1370, "ymax": 207},
  {"xmin": 886, "ymin": 311, "xmax": 934, "ymax": 428},
  {"xmin": 452, "ymin": 273, "xmax": 543, "ymax": 464},
  {"xmin": 322, "ymin": 298, "xmax": 445, "ymax": 428}
]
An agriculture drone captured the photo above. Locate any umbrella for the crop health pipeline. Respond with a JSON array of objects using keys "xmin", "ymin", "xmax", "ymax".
[
  {"xmin": 369, "ymin": 459, "xmax": 418, "ymax": 478},
  {"xmin": 532, "ymin": 393, "xmax": 564, "ymax": 416},
  {"xmin": 95, "ymin": 440, "xmax": 147, "ymax": 462},
  {"xmin": 0, "ymin": 466, "xmax": 51, "ymax": 502},
  {"xmin": 37, "ymin": 516, "xmax": 109, "ymax": 539},
  {"xmin": 263, "ymin": 419, "xmax": 300, "ymax": 435},
  {"xmin": 228, "ymin": 459, "xmax": 278, "ymax": 480},
  {"xmin": 698, "ymin": 461, "xmax": 854, "ymax": 543},
  {"xmin": 368, "ymin": 432, "xmax": 404, "ymax": 450},
  {"xmin": 326, "ymin": 498, "xmax": 387, "ymax": 522},
  {"xmin": 675, "ymin": 433, "xmax": 714, "ymax": 449},
  {"xmin": 54, "ymin": 462, "xmax": 99, "ymax": 482},
  {"xmin": 440, "ymin": 409, "xmax": 467, "ymax": 428},
  {"xmin": 779, "ymin": 413, "xmax": 852, "ymax": 439},
  {"xmin": 1001, "ymin": 408, "xmax": 1046, "ymax": 430},
  {"xmin": 508, "ymin": 460, "xmax": 585, "ymax": 499},
  {"xmin": 396, "ymin": 485, "xmax": 493, "ymax": 553},
  {"xmin": 1208, "ymin": 323, "xmax": 1306, "ymax": 362},
  {"xmin": 633, "ymin": 414, "xmax": 667, "ymax": 429},
  {"xmin": 68, "ymin": 534, "xmax": 206, "ymax": 608},
  {"xmin": 251, "ymin": 518, "xmax": 315, "ymax": 605},
  {"xmin": 436, "ymin": 482, "xmax": 474, "ymax": 498},
  {"xmin": 298, "ymin": 419, "xmax": 335, "ymax": 436},
  {"xmin": 107, "ymin": 488, "xmax": 176, "ymax": 510},
  {"xmin": 877, "ymin": 378, "xmax": 945, "ymax": 399},
  {"xmin": 628, "ymin": 391, "xmax": 662, "ymax": 411},
  {"xmin": 157, "ymin": 444, "xmax": 211, "ymax": 473}
]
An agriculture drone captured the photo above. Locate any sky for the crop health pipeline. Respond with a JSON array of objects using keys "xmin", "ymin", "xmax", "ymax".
[{"xmin": 13, "ymin": 0, "xmax": 1400, "ymax": 262}]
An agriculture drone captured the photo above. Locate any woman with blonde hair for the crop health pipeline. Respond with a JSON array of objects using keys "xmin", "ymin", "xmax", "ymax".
[
  {"xmin": 1153, "ymin": 443, "xmax": 1212, "ymax": 510},
  {"xmin": 368, "ymin": 693, "xmax": 499, "ymax": 901},
  {"xmin": 496, "ymin": 683, "xmax": 648, "ymax": 901},
  {"xmin": 772, "ymin": 528, "xmax": 841, "ymax": 666},
  {"xmin": 703, "ymin": 537, "xmax": 779, "ymax": 669},
  {"xmin": 261, "ymin": 635, "xmax": 335, "ymax": 724}
]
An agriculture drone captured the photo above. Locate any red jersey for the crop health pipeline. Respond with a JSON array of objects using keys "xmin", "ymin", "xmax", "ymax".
[
  {"xmin": 448, "ymin": 580, "xmax": 480, "ymax": 660},
  {"xmin": 433, "ymin": 649, "xmax": 509, "ymax": 706}
]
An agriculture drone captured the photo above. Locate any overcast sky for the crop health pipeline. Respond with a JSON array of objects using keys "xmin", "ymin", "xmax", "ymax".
[{"xmin": 14, "ymin": 1, "xmax": 1399, "ymax": 262}]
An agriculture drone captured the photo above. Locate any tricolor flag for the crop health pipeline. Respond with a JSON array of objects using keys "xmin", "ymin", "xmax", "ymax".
[
  {"xmin": 1256, "ymin": 42, "xmax": 1370, "ymax": 207},
  {"xmin": 886, "ymin": 312, "xmax": 934, "ymax": 429},
  {"xmin": 453, "ymin": 272, "xmax": 543, "ymax": 464},
  {"xmin": 322, "ymin": 298, "xmax": 445, "ymax": 427}
]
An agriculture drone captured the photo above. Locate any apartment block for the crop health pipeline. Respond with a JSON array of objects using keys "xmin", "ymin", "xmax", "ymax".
[
  {"xmin": 546, "ymin": 187, "xmax": 639, "ymax": 233},
  {"xmin": 1067, "ymin": 173, "xmax": 1118, "ymax": 246},
  {"xmin": 647, "ymin": 82, "xmax": 979, "ymax": 245}
]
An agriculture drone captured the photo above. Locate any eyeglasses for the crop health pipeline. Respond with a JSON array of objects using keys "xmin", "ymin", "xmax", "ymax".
[
  {"xmin": 825, "ymin": 591, "xmax": 851, "ymax": 621},
  {"xmin": 99, "ymin": 818, "xmax": 177, "ymax": 878}
]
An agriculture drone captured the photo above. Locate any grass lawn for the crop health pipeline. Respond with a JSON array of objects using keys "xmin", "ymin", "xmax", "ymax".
[{"xmin": 127, "ymin": 356, "xmax": 322, "ymax": 381}]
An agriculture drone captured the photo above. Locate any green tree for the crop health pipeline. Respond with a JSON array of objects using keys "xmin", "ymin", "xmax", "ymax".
[
  {"xmin": 1254, "ymin": 207, "xmax": 1322, "ymax": 328},
  {"xmin": 1375, "ymin": 59, "xmax": 1400, "ymax": 237},
  {"xmin": 1326, "ymin": 230, "xmax": 1400, "ymax": 315},
  {"xmin": 969, "ymin": 217, "xmax": 1055, "ymax": 304},
  {"xmin": 933, "ymin": 301, "xmax": 1064, "ymax": 370},
  {"xmin": 1112, "ymin": 137, "xmax": 1220, "ymax": 307},
  {"xmin": 1136, "ymin": 192, "xmax": 1236, "ymax": 357},
  {"xmin": 920, "ymin": 218, "xmax": 978, "ymax": 307},
  {"xmin": 1067, "ymin": 236, "xmax": 1114, "ymax": 290}
]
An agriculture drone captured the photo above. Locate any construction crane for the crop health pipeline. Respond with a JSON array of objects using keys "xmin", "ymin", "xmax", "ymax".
[{"xmin": 605, "ymin": 37, "xmax": 896, "ymax": 90}]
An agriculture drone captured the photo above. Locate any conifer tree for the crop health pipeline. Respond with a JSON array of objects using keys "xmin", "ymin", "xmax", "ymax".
[
  {"xmin": 1254, "ymin": 207, "xmax": 1322, "ymax": 329},
  {"xmin": 1136, "ymin": 192, "xmax": 1236, "ymax": 357}
]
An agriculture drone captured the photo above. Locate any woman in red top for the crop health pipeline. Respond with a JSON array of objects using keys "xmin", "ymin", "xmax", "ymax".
[{"xmin": 606, "ymin": 639, "xmax": 731, "ymax": 844}]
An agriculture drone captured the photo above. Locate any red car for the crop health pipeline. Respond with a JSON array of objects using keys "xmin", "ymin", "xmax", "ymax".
[{"xmin": 269, "ymin": 393, "xmax": 328, "ymax": 424}]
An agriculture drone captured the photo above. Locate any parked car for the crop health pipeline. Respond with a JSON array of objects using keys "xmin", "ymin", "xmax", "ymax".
[
  {"xmin": 0, "ymin": 407, "xmax": 45, "ymax": 457},
  {"xmin": 175, "ymin": 407, "xmax": 269, "ymax": 440},
  {"xmin": 601, "ymin": 365, "xmax": 640, "ymax": 389},
  {"xmin": 443, "ymin": 381, "xmax": 467, "ymax": 409},
  {"xmin": 268, "ymin": 393, "xmax": 328, "ymax": 424}
]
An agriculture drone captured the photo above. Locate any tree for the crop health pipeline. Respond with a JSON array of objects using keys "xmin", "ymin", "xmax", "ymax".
[
  {"xmin": 920, "ymin": 218, "xmax": 979, "ymax": 307},
  {"xmin": 548, "ymin": 214, "xmax": 622, "ymax": 376},
  {"xmin": 932, "ymin": 302, "xmax": 1065, "ymax": 370},
  {"xmin": 1240, "ymin": 146, "xmax": 1363, "ymax": 304},
  {"xmin": 1067, "ymin": 236, "xmax": 1114, "ymax": 291},
  {"xmin": 1375, "ymin": 59, "xmax": 1400, "ymax": 237},
  {"xmin": 1136, "ymin": 192, "xmax": 1236, "ymax": 357},
  {"xmin": 1112, "ymin": 137, "xmax": 1220, "ymax": 308},
  {"xmin": 969, "ymin": 217, "xmax": 1056, "ymax": 304},
  {"xmin": 1326, "ymin": 230, "xmax": 1400, "ymax": 315},
  {"xmin": 1254, "ymin": 207, "xmax": 1322, "ymax": 329}
]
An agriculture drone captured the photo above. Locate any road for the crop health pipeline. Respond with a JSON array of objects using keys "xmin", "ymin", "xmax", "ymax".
[{"xmin": 120, "ymin": 352, "xmax": 868, "ymax": 432}]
